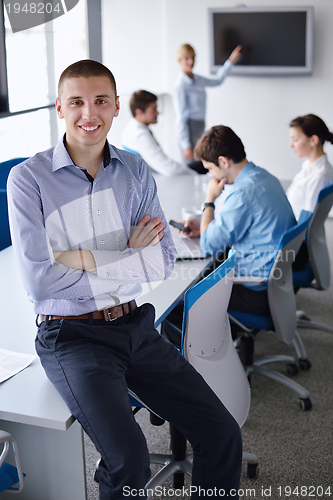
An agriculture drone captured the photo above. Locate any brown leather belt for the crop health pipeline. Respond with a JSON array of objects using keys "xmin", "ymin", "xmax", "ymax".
[{"xmin": 41, "ymin": 300, "xmax": 137, "ymax": 322}]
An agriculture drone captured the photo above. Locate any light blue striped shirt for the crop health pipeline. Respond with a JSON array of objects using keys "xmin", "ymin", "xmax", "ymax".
[
  {"xmin": 173, "ymin": 60, "xmax": 232, "ymax": 150},
  {"xmin": 7, "ymin": 138, "xmax": 176, "ymax": 315},
  {"xmin": 200, "ymin": 162, "xmax": 296, "ymax": 290}
]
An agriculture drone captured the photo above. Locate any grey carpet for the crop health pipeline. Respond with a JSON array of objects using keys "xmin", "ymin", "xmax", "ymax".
[{"xmin": 84, "ymin": 218, "xmax": 333, "ymax": 500}]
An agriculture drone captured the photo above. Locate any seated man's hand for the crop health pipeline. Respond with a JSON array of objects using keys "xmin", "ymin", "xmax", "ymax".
[
  {"xmin": 206, "ymin": 177, "xmax": 227, "ymax": 201},
  {"xmin": 182, "ymin": 218, "xmax": 200, "ymax": 238},
  {"xmin": 128, "ymin": 215, "xmax": 165, "ymax": 249}
]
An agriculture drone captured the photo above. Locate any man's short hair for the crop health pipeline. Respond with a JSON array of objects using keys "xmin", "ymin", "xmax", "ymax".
[
  {"xmin": 58, "ymin": 59, "xmax": 117, "ymax": 100},
  {"xmin": 129, "ymin": 90, "xmax": 157, "ymax": 117},
  {"xmin": 194, "ymin": 125, "xmax": 246, "ymax": 165}
]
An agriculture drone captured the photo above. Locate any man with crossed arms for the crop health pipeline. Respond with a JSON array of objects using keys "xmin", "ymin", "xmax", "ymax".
[{"xmin": 8, "ymin": 60, "xmax": 242, "ymax": 499}]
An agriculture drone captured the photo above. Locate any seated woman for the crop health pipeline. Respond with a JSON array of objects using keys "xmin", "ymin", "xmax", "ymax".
[{"xmin": 287, "ymin": 114, "xmax": 333, "ymax": 220}]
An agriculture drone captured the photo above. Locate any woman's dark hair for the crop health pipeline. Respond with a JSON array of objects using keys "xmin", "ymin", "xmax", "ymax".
[
  {"xmin": 290, "ymin": 114, "xmax": 333, "ymax": 145},
  {"xmin": 194, "ymin": 125, "xmax": 246, "ymax": 165}
]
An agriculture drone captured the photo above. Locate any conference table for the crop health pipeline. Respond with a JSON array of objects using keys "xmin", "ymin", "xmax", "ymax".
[{"xmin": 0, "ymin": 173, "xmax": 211, "ymax": 500}]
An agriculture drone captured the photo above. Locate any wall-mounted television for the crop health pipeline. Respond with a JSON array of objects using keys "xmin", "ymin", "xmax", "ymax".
[{"xmin": 209, "ymin": 6, "xmax": 314, "ymax": 76}]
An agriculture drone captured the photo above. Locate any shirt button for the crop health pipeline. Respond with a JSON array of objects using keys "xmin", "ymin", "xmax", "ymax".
[
  {"xmin": 101, "ymin": 240, "xmax": 105, "ymax": 245},
  {"xmin": 97, "ymin": 210, "xmax": 101, "ymax": 215},
  {"xmin": 105, "ymin": 272, "xmax": 109, "ymax": 277}
]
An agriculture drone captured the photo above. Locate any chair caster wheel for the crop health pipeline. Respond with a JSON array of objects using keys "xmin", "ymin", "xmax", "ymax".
[
  {"xmin": 299, "ymin": 397, "xmax": 312, "ymax": 411},
  {"xmin": 299, "ymin": 358, "xmax": 311, "ymax": 371},
  {"xmin": 296, "ymin": 310, "xmax": 311, "ymax": 321},
  {"xmin": 247, "ymin": 462, "xmax": 259, "ymax": 479},
  {"xmin": 287, "ymin": 363, "xmax": 299, "ymax": 376}
]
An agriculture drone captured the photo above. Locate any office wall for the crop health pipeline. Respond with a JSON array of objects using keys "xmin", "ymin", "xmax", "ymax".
[{"xmin": 102, "ymin": 0, "xmax": 333, "ymax": 181}]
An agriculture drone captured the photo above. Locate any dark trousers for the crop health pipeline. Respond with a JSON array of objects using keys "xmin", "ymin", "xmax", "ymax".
[{"xmin": 35, "ymin": 303, "xmax": 242, "ymax": 500}]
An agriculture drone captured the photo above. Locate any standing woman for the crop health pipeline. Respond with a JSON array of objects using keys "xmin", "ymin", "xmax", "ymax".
[
  {"xmin": 173, "ymin": 43, "xmax": 242, "ymax": 164},
  {"xmin": 287, "ymin": 114, "xmax": 333, "ymax": 219}
]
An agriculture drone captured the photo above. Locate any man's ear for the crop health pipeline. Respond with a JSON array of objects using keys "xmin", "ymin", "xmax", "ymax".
[
  {"xmin": 218, "ymin": 156, "xmax": 231, "ymax": 169},
  {"xmin": 114, "ymin": 96, "xmax": 120, "ymax": 117},
  {"xmin": 55, "ymin": 98, "xmax": 64, "ymax": 119},
  {"xmin": 134, "ymin": 108, "xmax": 143, "ymax": 119}
]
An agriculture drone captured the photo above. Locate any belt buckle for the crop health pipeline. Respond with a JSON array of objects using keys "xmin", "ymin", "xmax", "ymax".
[{"xmin": 103, "ymin": 308, "xmax": 117, "ymax": 322}]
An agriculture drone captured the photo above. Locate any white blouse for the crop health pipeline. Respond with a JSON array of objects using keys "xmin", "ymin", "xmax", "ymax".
[{"xmin": 287, "ymin": 154, "xmax": 333, "ymax": 219}]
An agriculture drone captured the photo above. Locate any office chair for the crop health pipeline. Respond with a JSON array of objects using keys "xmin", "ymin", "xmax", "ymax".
[
  {"xmin": 94, "ymin": 251, "xmax": 258, "ymax": 494},
  {"xmin": 0, "ymin": 158, "xmax": 28, "ymax": 251},
  {"xmin": 293, "ymin": 183, "xmax": 333, "ymax": 336},
  {"xmin": 128, "ymin": 250, "xmax": 258, "ymax": 498},
  {"xmin": 0, "ymin": 430, "xmax": 24, "ymax": 493},
  {"xmin": 228, "ymin": 210, "xmax": 313, "ymax": 411}
]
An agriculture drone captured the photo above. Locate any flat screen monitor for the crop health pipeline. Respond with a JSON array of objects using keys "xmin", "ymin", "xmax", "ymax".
[{"xmin": 209, "ymin": 6, "xmax": 314, "ymax": 76}]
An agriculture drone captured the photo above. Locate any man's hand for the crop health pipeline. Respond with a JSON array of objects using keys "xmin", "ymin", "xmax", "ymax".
[
  {"xmin": 182, "ymin": 218, "xmax": 200, "ymax": 238},
  {"xmin": 199, "ymin": 177, "xmax": 227, "ymax": 236},
  {"xmin": 205, "ymin": 177, "xmax": 227, "ymax": 203},
  {"xmin": 183, "ymin": 147, "xmax": 194, "ymax": 160},
  {"xmin": 128, "ymin": 215, "xmax": 165, "ymax": 249}
]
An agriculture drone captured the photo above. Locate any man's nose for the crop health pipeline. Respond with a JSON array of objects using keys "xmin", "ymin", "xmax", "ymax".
[{"xmin": 81, "ymin": 103, "xmax": 97, "ymax": 121}]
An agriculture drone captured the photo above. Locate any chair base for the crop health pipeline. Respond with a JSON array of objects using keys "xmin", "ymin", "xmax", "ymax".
[
  {"xmin": 297, "ymin": 310, "xmax": 333, "ymax": 334},
  {"xmin": 239, "ymin": 334, "xmax": 312, "ymax": 410},
  {"xmin": 292, "ymin": 329, "xmax": 312, "ymax": 371},
  {"xmin": 248, "ymin": 363, "xmax": 311, "ymax": 410},
  {"xmin": 146, "ymin": 453, "xmax": 193, "ymax": 498},
  {"xmin": 146, "ymin": 451, "xmax": 259, "ymax": 498},
  {"xmin": 94, "ymin": 446, "xmax": 259, "ymax": 495}
]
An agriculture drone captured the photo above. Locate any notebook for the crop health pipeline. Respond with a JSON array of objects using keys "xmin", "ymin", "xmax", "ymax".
[{"xmin": 173, "ymin": 236, "xmax": 207, "ymax": 260}]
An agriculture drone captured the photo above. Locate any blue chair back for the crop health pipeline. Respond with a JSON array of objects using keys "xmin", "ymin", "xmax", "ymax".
[
  {"xmin": 0, "ymin": 158, "xmax": 28, "ymax": 251},
  {"xmin": 305, "ymin": 183, "xmax": 333, "ymax": 290},
  {"xmin": 267, "ymin": 210, "xmax": 312, "ymax": 344},
  {"xmin": 122, "ymin": 145, "xmax": 141, "ymax": 156},
  {"xmin": 182, "ymin": 250, "xmax": 251, "ymax": 427},
  {"xmin": 228, "ymin": 211, "xmax": 312, "ymax": 344}
]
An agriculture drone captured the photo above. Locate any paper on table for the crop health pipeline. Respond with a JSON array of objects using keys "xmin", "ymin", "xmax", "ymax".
[{"xmin": 0, "ymin": 348, "xmax": 37, "ymax": 383}]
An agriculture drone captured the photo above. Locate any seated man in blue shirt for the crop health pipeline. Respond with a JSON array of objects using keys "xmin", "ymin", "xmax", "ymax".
[
  {"xmin": 7, "ymin": 61, "xmax": 242, "ymax": 500},
  {"xmin": 183, "ymin": 125, "xmax": 296, "ymax": 318}
]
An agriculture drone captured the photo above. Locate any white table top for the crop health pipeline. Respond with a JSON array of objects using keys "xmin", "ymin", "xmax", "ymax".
[
  {"xmin": 0, "ymin": 173, "xmax": 211, "ymax": 430},
  {"xmin": 0, "ymin": 246, "xmax": 75, "ymax": 430}
]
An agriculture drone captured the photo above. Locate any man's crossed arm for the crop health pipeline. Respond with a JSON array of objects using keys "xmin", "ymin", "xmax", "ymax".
[{"xmin": 53, "ymin": 215, "xmax": 165, "ymax": 272}]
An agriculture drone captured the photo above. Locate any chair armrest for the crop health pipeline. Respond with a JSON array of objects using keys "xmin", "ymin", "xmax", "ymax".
[
  {"xmin": 0, "ymin": 431, "xmax": 12, "ymax": 443},
  {"xmin": 233, "ymin": 276, "xmax": 267, "ymax": 285},
  {"xmin": 0, "ymin": 431, "xmax": 11, "ymax": 468},
  {"xmin": 0, "ymin": 430, "xmax": 25, "ymax": 492}
]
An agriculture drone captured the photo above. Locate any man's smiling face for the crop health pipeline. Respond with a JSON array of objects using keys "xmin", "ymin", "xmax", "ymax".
[{"xmin": 56, "ymin": 76, "xmax": 120, "ymax": 151}]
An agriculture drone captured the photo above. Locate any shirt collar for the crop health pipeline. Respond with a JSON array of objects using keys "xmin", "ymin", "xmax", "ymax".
[
  {"xmin": 304, "ymin": 153, "xmax": 326, "ymax": 171},
  {"xmin": 181, "ymin": 72, "xmax": 196, "ymax": 85},
  {"xmin": 233, "ymin": 161, "xmax": 254, "ymax": 184},
  {"xmin": 52, "ymin": 134, "xmax": 121, "ymax": 173}
]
